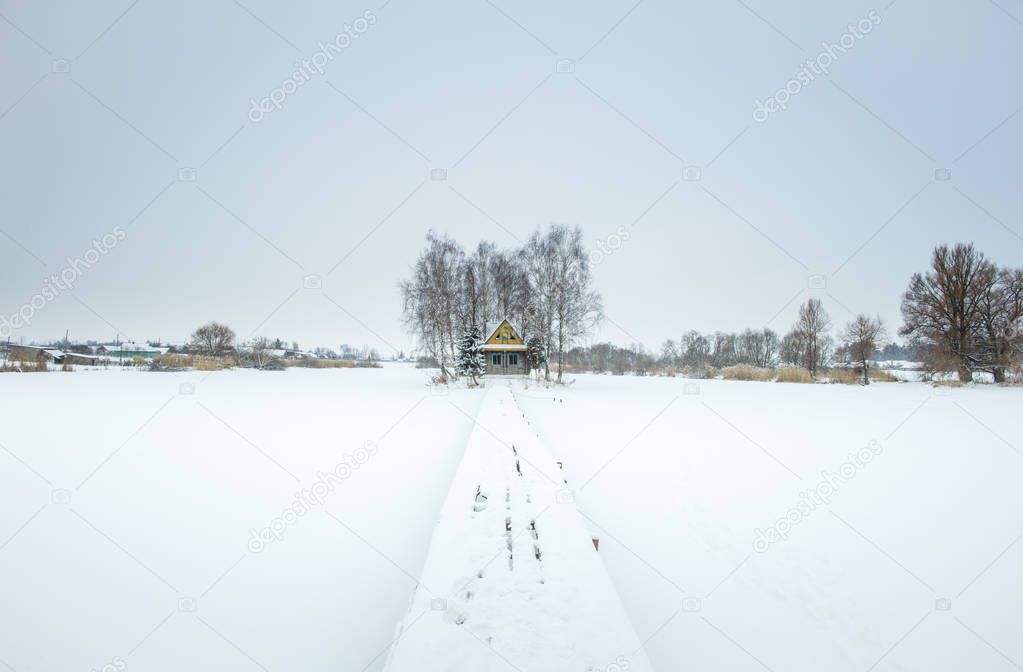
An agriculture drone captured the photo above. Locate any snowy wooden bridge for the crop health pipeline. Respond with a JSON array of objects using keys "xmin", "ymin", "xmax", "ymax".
[{"xmin": 383, "ymin": 384, "xmax": 653, "ymax": 672}]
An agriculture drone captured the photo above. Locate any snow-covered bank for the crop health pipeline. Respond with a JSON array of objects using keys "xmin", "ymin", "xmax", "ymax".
[
  {"xmin": 516, "ymin": 375, "xmax": 1023, "ymax": 672},
  {"xmin": 384, "ymin": 383, "xmax": 652, "ymax": 672},
  {"xmin": 0, "ymin": 365, "xmax": 482, "ymax": 672}
]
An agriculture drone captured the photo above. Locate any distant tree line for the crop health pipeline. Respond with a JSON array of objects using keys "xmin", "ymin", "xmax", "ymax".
[{"xmin": 556, "ymin": 243, "xmax": 1022, "ymax": 385}]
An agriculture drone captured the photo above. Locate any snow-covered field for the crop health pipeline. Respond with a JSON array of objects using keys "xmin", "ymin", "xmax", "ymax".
[
  {"xmin": 2, "ymin": 365, "xmax": 1021, "ymax": 671},
  {"xmin": 516, "ymin": 375, "xmax": 1023, "ymax": 672},
  {"xmin": 0, "ymin": 364, "xmax": 483, "ymax": 672}
]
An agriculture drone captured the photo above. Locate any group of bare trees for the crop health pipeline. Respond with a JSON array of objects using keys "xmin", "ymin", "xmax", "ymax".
[
  {"xmin": 900, "ymin": 243, "xmax": 1023, "ymax": 382},
  {"xmin": 400, "ymin": 225, "xmax": 603, "ymax": 382},
  {"xmin": 656, "ymin": 300, "xmax": 885, "ymax": 383},
  {"xmin": 661, "ymin": 328, "xmax": 781, "ymax": 370}
]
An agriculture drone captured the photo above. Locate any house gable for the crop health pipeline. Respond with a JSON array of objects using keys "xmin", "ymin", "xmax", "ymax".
[{"xmin": 484, "ymin": 320, "xmax": 523, "ymax": 346}]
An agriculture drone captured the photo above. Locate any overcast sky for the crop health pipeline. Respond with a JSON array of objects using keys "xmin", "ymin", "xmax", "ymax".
[{"xmin": 1, "ymin": 0, "xmax": 1021, "ymax": 353}]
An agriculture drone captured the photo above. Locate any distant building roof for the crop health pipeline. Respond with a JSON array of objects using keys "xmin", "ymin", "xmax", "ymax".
[{"xmin": 101, "ymin": 343, "xmax": 169, "ymax": 354}]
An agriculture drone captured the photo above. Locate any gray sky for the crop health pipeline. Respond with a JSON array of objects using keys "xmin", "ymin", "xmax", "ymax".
[{"xmin": 1, "ymin": 0, "xmax": 1021, "ymax": 354}]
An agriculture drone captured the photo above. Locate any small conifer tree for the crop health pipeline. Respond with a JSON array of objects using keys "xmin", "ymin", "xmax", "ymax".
[{"xmin": 456, "ymin": 324, "xmax": 485, "ymax": 385}]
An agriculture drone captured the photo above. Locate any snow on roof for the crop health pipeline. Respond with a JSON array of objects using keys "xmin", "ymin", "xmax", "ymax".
[
  {"xmin": 63, "ymin": 352, "xmax": 98, "ymax": 360},
  {"xmin": 103, "ymin": 343, "xmax": 169, "ymax": 353},
  {"xmin": 479, "ymin": 343, "xmax": 527, "ymax": 351}
]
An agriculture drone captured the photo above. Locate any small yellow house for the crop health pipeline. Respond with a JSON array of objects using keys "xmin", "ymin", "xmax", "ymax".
[{"xmin": 480, "ymin": 320, "xmax": 527, "ymax": 375}]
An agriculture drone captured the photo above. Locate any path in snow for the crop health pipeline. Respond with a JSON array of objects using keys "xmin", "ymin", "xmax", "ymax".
[{"xmin": 384, "ymin": 383, "xmax": 653, "ymax": 672}]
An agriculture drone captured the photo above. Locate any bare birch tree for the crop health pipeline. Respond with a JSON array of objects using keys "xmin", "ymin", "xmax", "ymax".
[
  {"xmin": 841, "ymin": 315, "xmax": 886, "ymax": 384},
  {"xmin": 549, "ymin": 224, "xmax": 603, "ymax": 382},
  {"xmin": 400, "ymin": 232, "xmax": 465, "ymax": 381},
  {"xmin": 793, "ymin": 298, "xmax": 832, "ymax": 378}
]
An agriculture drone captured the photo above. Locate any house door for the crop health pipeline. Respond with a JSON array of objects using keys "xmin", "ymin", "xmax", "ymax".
[{"xmin": 491, "ymin": 353, "xmax": 503, "ymax": 371}]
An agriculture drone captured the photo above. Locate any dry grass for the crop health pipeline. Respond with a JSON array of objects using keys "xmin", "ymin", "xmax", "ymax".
[
  {"xmin": 827, "ymin": 368, "xmax": 859, "ymax": 385},
  {"xmin": 775, "ymin": 366, "xmax": 813, "ymax": 383},
  {"xmin": 155, "ymin": 353, "xmax": 193, "ymax": 367},
  {"xmin": 0, "ymin": 360, "xmax": 49, "ymax": 373},
  {"xmin": 869, "ymin": 367, "xmax": 899, "ymax": 383},
  {"xmin": 931, "ymin": 379, "xmax": 964, "ymax": 388},
  {"xmin": 283, "ymin": 358, "xmax": 382, "ymax": 368},
  {"xmin": 829, "ymin": 367, "xmax": 899, "ymax": 384},
  {"xmin": 150, "ymin": 353, "xmax": 194, "ymax": 372},
  {"xmin": 194, "ymin": 356, "xmax": 232, "ymax": 371},
  {"xmin": 721, "ymin": 365, "xmax": 775, "ymax": 382}
]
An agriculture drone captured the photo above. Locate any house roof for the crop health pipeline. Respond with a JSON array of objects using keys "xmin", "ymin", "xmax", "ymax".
[
  {"xmin": 483, "ymin": 320, "xmax": 522, "ymax": 342},
  {"xmin": 63, "ymin": 352, "xmax": 98, "ymax": 360}
]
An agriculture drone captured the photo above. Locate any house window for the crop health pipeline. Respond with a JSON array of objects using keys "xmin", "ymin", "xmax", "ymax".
[
  {"xmin": 492, "ymin": 353, "xmax": 502, "ymax": 366},
  {"xmin": 508, "ymin": 354, "xmax": 519, "ymax": 366}
]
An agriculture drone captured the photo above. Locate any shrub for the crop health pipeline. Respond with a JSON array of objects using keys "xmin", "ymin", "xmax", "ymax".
[
  {"xmin": 686, "ymin": 365, "xmax": 718, "ymax": 380},
  {"xmin": 932, "ymin": 379, "xmax": 964, "ymax": 388},
  {"xmin": 776, "ymin": 366, "xmax": 813, "ymax": 383},
  {"xmin": 235, "ymin": 350, "xmax": 284, "ymax": 371},
  {"xmin": 415, "ymin": 356, "xmax": 439, "ymax": 369},
  {"xmin": 721, "ymin": 365, "xmax": 774, "ymax": 382}
]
